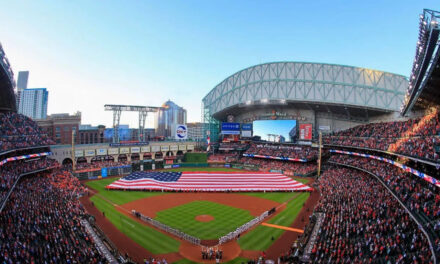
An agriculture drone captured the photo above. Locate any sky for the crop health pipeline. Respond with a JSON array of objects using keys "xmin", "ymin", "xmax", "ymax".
[
  {"xmin": 0, "ymin": 0, "xmax": 438, "ymax": 128},
  {"xmin": 253, "ymin": 120, "xmax": 297, "ymax": 142}
]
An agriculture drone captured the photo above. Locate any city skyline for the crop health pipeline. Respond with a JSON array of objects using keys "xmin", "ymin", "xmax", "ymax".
[{"xmin": 1, "ymin": 1, "xmax": 438, "ymax": 127}]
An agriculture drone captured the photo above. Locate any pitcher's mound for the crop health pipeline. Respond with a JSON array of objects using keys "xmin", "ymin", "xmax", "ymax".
[{"xmin": 195, "ymin": 215, "xmax": 215, "ymax": 222}]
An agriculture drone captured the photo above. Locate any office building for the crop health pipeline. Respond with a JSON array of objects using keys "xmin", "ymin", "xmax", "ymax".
[
  {"xmin": 155, "ymin": 100, "xmax": 187, "ymax": 138},
  {"xmin": 18, "ymin": 88, "xmax": 48, "ymax": 120},
  {"xmin": 15, "ymin": 71, "xmax": 29, "ymax": 109}
]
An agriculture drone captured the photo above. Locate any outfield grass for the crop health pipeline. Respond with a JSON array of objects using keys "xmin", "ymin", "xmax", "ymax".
[
  {"xmin": 238, "ymin": 192, "xmax": 310, "ymax": 251},
  {"xmin": 85, "ymin": 167, "xmax": 310, "ymax": 253},
  {"xmin": 86, "ymin": 178, "xmax": 165, "ymax": 205},
  {"xmin": 239, "ymin": 192, "xmax": 296, "ymax": 203},
  {"xmin": 90, "ymin": 194, "xmax": 180, "ymax": 254},
  {"xmin": 155, "ymin": 201, "xmax": 254, "ymax": 240}
]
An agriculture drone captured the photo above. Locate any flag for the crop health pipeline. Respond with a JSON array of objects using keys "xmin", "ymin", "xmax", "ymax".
[{"xmin": 106, "ymin": 171, "xmax": 313, "ymax": 192}]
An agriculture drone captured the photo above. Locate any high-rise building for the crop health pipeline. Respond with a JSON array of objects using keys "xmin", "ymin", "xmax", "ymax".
[
  {"xmin": 187, "ymin": 122, "xmax": 206, "ymax": 141},
  {"xmin": 17, "ymin": 71, "xmax": 29, "ymax": 90},
  {"xmin": 16, "ymin": 71, "xmax": 29, "ymax": 109},
  {"xmin": 18, "ymin": 88, "xmax": 48, "ymax": 120},
  {"xmin": 155, "ymin": 100, "xmax": 187, "ymax": 138}
]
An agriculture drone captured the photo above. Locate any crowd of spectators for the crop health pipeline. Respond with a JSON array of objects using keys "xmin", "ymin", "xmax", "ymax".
[
  {"xmin": 329, "ymin": 154, "xmax": 440, "ymax": 239},
  {"xmin": 207, "ymin": 153, "xmax": 238, "ymax": 163},
  {"xmin": 218, "ymin": 142, "xmax": 249, "ymax": 150},
  {"xmin": 74, "ymin": 160, "xmax": 130, "ymax": 171},
  {"xmin": 245, "ymin": 143, "xmax": 318, "ymax": 160},
  {"xmin": 309, "ymin": 167, "xmax": 432, "ymax": 263},
  {"xmin": 0, "ymin": 169, "xmax": 106, "ymax": 263},
  {"xmin": 0, "ymin": 112, "xmax": 55, "ymax": 152},
  {"xmin": 0, "ymin": 158, "xmax": 58, "ymax": 205},
  {"xmin": 324, "ymin": 109, "xmax": 440, "ymax": 161},
  {"xmin": 239, "ymin": 157, "xmax": 316, "ymax": 175}
]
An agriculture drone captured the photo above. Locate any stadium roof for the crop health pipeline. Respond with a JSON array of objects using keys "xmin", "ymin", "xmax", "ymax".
[
  {"xmin": 402, "ymin": 9, "xmax": 440, "ymax": 115},
  {"xmin": 0, "ymin": 43, "xmax": 16, "ymax": 112},
  {"xmin": 203, "ymin": 61, "xmax": 408, "ymax": 120}
]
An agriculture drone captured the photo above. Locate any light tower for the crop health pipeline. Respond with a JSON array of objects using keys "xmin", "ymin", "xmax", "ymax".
[{"xmin": 104, "ymin": 104, "xmax": 160, "ymax": 143}]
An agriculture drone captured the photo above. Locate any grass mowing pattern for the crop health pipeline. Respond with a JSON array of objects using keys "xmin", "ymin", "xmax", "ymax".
[
  {"xmin": 155, "ymin": 201, "xmax": 254, "ymax": 240},
  {"xmin": 86, "ymin": 178, "xmax": 165, "ymax": 205},
  {"xmin": 239, "ymin": 192, "xmax": 296, "ymax": 203},
  {"xmin": 172, "ymin": 257, "xmax": 249, "ymax": 264},
  {"xmin": 238, "ymin": 192, "xmax": 310, "ymax": 251},
  {"xmin": 90, "ymin": 195, "xmax": 180, "ymax": 254}
]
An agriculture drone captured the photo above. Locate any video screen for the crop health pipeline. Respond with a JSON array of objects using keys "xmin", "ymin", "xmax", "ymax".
[{"xmin": 253, "ymin": 120, "xmax": 296, "ymax": 142}]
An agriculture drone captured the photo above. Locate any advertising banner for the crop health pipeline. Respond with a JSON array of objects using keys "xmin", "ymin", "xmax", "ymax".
[
  {"xmin": 108, "ymin": 148, "xmax": 119, "ymax": 155},
  {"xmin": 141, "ymin": 146, "xmax": 150, "ymax": 153},
  {"xmin": 151, "ymin": 145, "xmax": 161, "ymax": 152},
  {"xmin": 187, "ymin": 145, "xmax": 194, "ymax": 150},
  {"xmin": 85, "ymin": 149, "xmax": 95, "ymax": 157},
  {"xmin": 101, "ymin": 168, "xmax": 108, "ymax": 178},
  {"xmin": 175, "ymin": 124, "xmax": 188, "ymax": 140},
  {"xmin": 75, "ymin": 150, "xmax": 84, "ymax": 157},
  {"xmin": 161, "ymin": 145, "xmax": 170, "ymax": 151},
  {"xmin": 170, "ymin": 145, "xmax": 178, "ymax": 151},
  {"xmin": 96, "ymin": 148, "xmax": 107, "ymax": 156},
  {"xmin": 120, "ymin": 147, "xmax": 130, "ymax": 154},
  {"xmin": 221, "ymin": 122, "xmax": 240, "ymax": 135},
  {"xmin": 299, "ymin": 124, "xmax": 313, "ymax": 140},
  {"xmin": 241, "ymin": 130, "xmax": 252, "ymax": 138},
  {"xmin": 178, "ymin": 145, "xmax": 186, "ymax": 150},
  {"xmin": 242, "ymin": 123, "xmax": 252, "ymax": 130},
  {"xmin": 131, "ymin": 147, "xmax": 140, "ymax": 153}
]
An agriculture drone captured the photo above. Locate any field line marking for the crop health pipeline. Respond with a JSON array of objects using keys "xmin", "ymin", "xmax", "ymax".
[{"xmin": 260, "ymin": 223, "xmax": 304, "ymax": 233}]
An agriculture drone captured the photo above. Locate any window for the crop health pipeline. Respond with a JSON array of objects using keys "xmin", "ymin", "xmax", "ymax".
[
  {"xmin": 55, "ymin": 127, "xmax": 61, "ymax": 132},
  {"xmin": 64, "ymin": 126, "xmax": 70, "ymax": 131}
]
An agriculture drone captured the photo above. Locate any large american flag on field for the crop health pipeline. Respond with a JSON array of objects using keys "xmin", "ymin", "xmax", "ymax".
[{"xmin": 106, "ymin": 171, "xmax": 313, "ymax": 192}]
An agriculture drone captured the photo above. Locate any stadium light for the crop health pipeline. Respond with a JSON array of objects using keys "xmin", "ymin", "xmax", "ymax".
[
  {"xmin": 280, "ymin": 99, "xmax": 286, "ymax": 104},
  {"xmin": 245, "ymin": 100, "xmax": 252, "ymax": 105},
  {"xmin": 261, "ymin": 98, "xmax": 269, "ymax": 104}
]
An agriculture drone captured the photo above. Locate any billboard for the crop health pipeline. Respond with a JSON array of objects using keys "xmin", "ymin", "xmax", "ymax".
[
  {"xmin": 131, "ymin": 147, "xmax": 140, "ymax": 153},
  {"xmin": 141, "ymin": 146, "xmax": 151, "ymax": 153},
  {"xmin": 85, "ymin": 149, "xmax": 95, "ymax": 157},
  {"xmin": 75, "ymin": 150, "xmax": 84, "ymax": 157},
  {"xmin": 108, "ymin": 148, "xmax": 119, "ymax": 155},
  {"xmin": 175, "ymin": 124, "xmax": 188, "ymax": 140},
  {"xmin": 299, "ymin": 124, "xmax": 313, "ymax": 140},
  {"xmin": 253, "ymin": 120, "xmax": 296, "ymax": 142},
  {"xmin": 221, "ymin": 122, "xmax": 240, "ymax": 135},
  {"xmin": 151, "ymin": 145, "xmax": 161, "ymax": 152},
  {"xmin": 97, "ymin": 148, "xmax": 107, "ymax": 156}
]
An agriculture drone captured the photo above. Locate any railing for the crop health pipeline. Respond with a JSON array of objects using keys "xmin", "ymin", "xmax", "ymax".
[
  {"xmin": 218, "ymin": 210, "xmax": 270, "ymax": 245},
  {"xmin": 132, "ymin": 210, "xmax": 201, "ymax": 245}
]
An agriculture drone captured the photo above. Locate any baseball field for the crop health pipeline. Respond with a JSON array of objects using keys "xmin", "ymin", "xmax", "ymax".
[{"xmin": 83, "ymin": 167, "xmax": 315, "ymax": 263}]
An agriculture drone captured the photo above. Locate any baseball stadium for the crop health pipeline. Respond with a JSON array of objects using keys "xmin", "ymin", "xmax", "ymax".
[{"xmin": 1, "ymin": 7, "xmax": 440, "ymax": 264}]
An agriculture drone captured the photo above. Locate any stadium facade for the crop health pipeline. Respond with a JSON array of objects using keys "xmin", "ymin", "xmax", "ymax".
[
  {"xmin": 0, "ymin": 43, "xmax": 16, "ymax": 112},
  {"xmin": 202, "ymin": 62, "xmax": 409, "ymax": 141}
]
